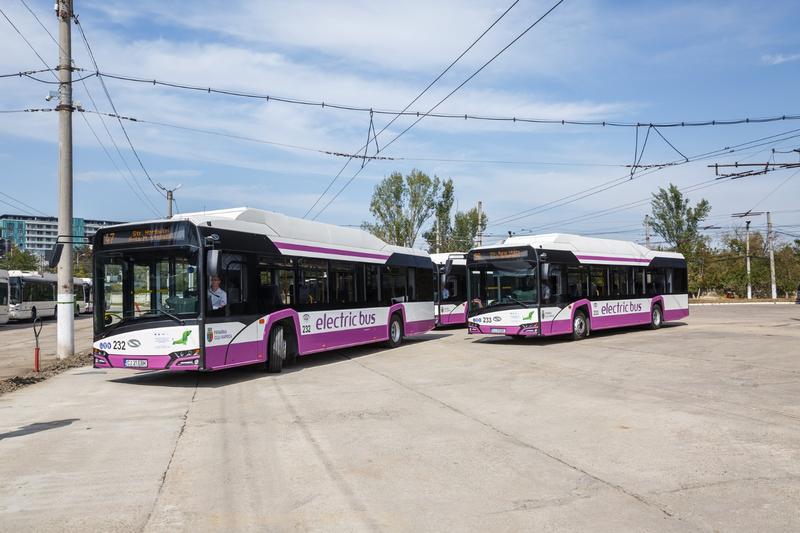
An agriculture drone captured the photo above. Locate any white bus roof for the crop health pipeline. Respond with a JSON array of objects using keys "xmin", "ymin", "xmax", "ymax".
[
  {"xmin": 472, "ymin": 233, "xmax": 683, "ymax": 265},
  {"xmin": 167, "ymin": 207, "xmax": 429, "ymax": 264},
  {"xmin": 8, "ymin": 271, "xmax": 59, "ymax": 281},
  {"xmin": 430, "ymin": 253, "xmax": 467, "ymax": 266}
]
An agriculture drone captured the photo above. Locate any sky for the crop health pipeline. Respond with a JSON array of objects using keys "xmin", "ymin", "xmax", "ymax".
[{"xmin": 1, "ymin": 0, "xmax": 799, "ymax": 247}]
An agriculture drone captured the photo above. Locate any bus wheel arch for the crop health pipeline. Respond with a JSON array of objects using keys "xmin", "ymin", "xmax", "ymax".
[
  {"xmin": 266, "ymin": 322, "xmax": 290, "ymax": 373},
  {"xmin": 649, "ymin": 302, "xmax": 663, "ymax": 330},
  {"xmin": 386, "ymin": 312, "xmax": 404, "ymax": 348},
  {"xmin": 571, "ymin": 305, "xmax": 590, "ymax": 341}
]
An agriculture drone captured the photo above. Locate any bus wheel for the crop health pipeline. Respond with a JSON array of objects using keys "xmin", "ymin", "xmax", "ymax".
[
  {"xmin": 571, "ymin": 311, "xmax": 588, "ymax": 341},
  {"xmin": 386, "ymin": 314, "xmax": 403, "ymax": 348},
  {"xmin": 649, "ymin": 304, "xmax": 663, "ymax": 330},
  {"xmin": 267, "ymin": 325, "xmax": 286, "ymax": 373}
]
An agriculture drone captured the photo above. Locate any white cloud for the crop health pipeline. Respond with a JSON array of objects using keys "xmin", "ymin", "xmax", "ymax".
[{"xmin": 761, "ymin": 52, "xmax": 800, "ymax": 65}]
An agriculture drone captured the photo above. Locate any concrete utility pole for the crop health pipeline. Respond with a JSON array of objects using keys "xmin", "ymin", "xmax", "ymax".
[
  {"xmin": 475, "ymin": 201, "xmax": 483, "ymax": 247},
  {"xmin": 157, "ymin": 183, "xmax": 181, "ymax": 219},
  {"xmin": 56, "ymin": 0, "xmax": 74, "ymax": 359},
  {"xmin": 745, "ymin": 220, "xmax": 752, "ymax": 300},
  {"xmin": 767, "ymin": 212, "xmax": 777, "ymax": 299},
  {"xmin": 644, "ymin": 215, "xmax": 651, "ymax": 249}
]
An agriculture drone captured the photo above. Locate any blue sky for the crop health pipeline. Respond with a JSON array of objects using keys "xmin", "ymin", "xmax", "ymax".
[{"xmin": 1, "ymin": 0, "xmax": 799, "ymax": 246}]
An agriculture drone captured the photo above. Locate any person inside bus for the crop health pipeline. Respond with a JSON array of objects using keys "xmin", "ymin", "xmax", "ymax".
[{"xmin": 208, "ymin": 276, "xmax": 228, "ymax": 312}]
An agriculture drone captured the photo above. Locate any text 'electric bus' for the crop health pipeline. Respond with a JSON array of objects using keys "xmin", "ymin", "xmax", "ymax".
[
  {"xmin": 92, "ymin": 208, "xmax": 435, "ymax": 373},
  {"xmin": 467, "ymin": 234, "xmax": 688, "ymax": 339},
  {"xmin": 431, "ymin": 253, "xmax": 468, "ymax": 326}
]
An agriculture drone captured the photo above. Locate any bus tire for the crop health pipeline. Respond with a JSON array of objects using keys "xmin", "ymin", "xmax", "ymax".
[
  {"xmin": 571, "ymin": 310, "xmax": 589, "ymax": 341},
  {"xmin": 283, "ymin": 322, "xmax": 298, "ymax": 367},
  {"xmin": 386, "ymin": 314, "xmax": 403, "ymax": 348},
  {"xmin": 267, "ymin": 325, "xmax": 286, "ymax": 373},
  {"xmin": 649, "ymin": 304, "xmax": 663, "ymax": 330}
]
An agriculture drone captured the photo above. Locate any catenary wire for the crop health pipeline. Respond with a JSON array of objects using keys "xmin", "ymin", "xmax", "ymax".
[
  {"xmin": 311, "ymin": 0, "xmax": 567, "ymax": 220},
  {"xmin": 302, "ymin": 0, "xmax": 522, "ymax": 218}
]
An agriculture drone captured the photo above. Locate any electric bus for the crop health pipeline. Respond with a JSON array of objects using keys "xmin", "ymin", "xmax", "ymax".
[
  {"xmin": 467, "ymin": 234, "xmax": 688, "ymax": 339},
  {"xmin": 8, "ymin": 271, "xmax": 57, "ymax": 321},
  {"xmin": 91, "ymin": 207, "xmax": 435, "ymax": 373},
  {"xmin": 0, "ymin": 270, "xmax": 9, "ymax": 325},
  {"xmin": 431, "ymin": 252, "xmax": 468, "ymax": 326}
]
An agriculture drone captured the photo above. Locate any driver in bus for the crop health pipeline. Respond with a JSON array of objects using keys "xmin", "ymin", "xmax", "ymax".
[{"xmin": 208, "ymin": 276, "xmax": 227, "ymax": 310}]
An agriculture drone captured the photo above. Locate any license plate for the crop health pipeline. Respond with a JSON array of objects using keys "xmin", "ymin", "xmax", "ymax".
[
  {"xmin": 124, "ymin": 359, "xmax": 148, "ymax": 368},
  {"xmin": 491, "ymin": 328, "xmax": 505, "ymax": 334}
]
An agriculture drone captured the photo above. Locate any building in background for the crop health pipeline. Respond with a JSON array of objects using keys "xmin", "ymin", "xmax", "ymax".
[{"xmin": 0, "ymin": 214, "xmax": 122, "ymax": 257}]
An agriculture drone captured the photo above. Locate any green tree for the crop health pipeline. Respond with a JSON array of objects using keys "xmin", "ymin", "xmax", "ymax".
[
  {"xmin": 649, "ymin": 184, "xmax": 711, "ymax": 254},
  {"xmin": 362, "ymin": 169, "xmax": 443, "ymax": 247},
  {"xmin": 449, "ymin": 207, "xmax": 488, "ymax": 252},
  {"xmin": 649, "ymin": 184, "xmax": 711, "ymax": 295},
  {"xmin": 422, "ymin": 178, "xmax": 454, "ymax": 250},
  {"xmin": 0, "ymin": 245, "xmax": 40, "ymax": 271}
]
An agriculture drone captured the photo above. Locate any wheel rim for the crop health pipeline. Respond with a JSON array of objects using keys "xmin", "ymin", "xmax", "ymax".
[
  {"xmin": 272, "ymin": 328, "xmax": 286, "ymax": 360},
  {"xmin": 391, "ymin": 321, "xmax": 401, "ymax": 342},
  {"xmin": 653, "ymin": 308, "xmax": 662, "ymax": 326},
  {"xmin": 574, "ymin": 315, "xmax": 585, "ymax": 336}
]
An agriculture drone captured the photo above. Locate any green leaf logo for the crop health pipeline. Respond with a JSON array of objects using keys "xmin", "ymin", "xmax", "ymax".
[{"xmin": 173, "ymin": 330, "xmax": 192, "ymax": 345}]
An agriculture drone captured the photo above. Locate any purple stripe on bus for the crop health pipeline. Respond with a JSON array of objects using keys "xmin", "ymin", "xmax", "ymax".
[
  {"xmin": 664, "ymin": 308, "xmax": 689, "ymax": 321},
  {"xmin": 575, "ymin": 255, "xmax": 651, "ymax": 264},
  {"xmin": 273, "ymin": 241, "xmax": 391, "ymax": 261}
]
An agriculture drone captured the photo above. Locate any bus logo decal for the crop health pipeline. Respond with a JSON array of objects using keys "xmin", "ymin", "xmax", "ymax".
[
  {"xmin": 128, "ymin": 339, "xmax": 141, "ymax": 348},
  {"xmin": 206, "ymin": 327, "xmax": 214, "ymax": 342},
  {"xmin": 173, "ymin": 330, "xmax": 192, "ymax": 345}
]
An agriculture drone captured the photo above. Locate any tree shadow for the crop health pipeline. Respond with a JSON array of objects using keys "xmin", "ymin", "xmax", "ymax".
[
  {"xmin": 0, "ymin": 418, "xmax": 79, "ymax": 441},
  {"xmin": 109, "ymin": 332, "xmax": 452, "ymax": 389}
]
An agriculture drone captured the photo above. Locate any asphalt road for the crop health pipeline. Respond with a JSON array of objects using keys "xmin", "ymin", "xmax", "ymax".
[
  {"xmin": 1, "ymin": 305, "xmax": 799, "ymax": 532},
  {"xmin": 0, "ymin": 315, "xmax": 94, "ymax": 379}
]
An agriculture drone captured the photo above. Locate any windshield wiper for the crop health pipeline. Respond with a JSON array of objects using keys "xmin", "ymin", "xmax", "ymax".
[
  {"xmin": 148, "ymin": 308, "xmax": 185, "ymax": 325},
  {"xmin": 503, "ymin": 296, "xmax": 530, "ymax": 307}
]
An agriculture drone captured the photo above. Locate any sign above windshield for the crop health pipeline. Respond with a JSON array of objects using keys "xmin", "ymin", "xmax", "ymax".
[
  {"xmin": 98, "ymin": 223, "xmax": 192, "ymax": 248},
  {"xmin": 470, "ymin": 247, "xmax": 531, "ymax": 262}
]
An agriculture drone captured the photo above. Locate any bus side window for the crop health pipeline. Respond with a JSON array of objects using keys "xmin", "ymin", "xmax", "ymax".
[
  {"xmin": 567, "ymin": 266, "xmax": 587, "ymax": 301},
  {"xmin": 590, "ymin": 267, "xmax": 608, "ymax": 298}
]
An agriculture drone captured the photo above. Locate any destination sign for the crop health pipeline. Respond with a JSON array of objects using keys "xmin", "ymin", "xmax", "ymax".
[
  {"xmin": 471, "ymin": 248, "xmax": 529, "ymax": 261},
  {"xmin": 101, "ymin": 225, "xmax": 186, "ymax": 246}
]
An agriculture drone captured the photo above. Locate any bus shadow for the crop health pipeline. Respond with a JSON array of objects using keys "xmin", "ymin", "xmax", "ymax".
[
  {"xmin": 475, "ymin": 322, "xmax": 688, "ymax": 346},
  {"xmin": 109, "ymin": 332, "xmax": 453, "ymax": 388}
]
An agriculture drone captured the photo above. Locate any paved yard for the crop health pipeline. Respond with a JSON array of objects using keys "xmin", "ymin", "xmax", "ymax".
[{"xmin": 0, "ymin": 305, "xmax": 798, "ymax": 531}]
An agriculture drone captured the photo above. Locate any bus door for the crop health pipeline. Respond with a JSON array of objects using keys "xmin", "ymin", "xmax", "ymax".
[{"xmin": 206, "ymin": 254, "xmax": 261, "ymax": 366}]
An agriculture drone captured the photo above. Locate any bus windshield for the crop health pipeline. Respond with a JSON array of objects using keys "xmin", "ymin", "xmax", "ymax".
[
  {"xmin": 468, "ymin": 260, "xmax": 538, "ymax": 312},
  {"xmin": 96, "ymin": 250, "xmax": 199, "ymax": 332}
]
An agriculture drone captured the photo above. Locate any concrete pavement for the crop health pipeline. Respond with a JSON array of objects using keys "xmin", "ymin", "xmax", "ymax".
[
  {"xmin": 0, "ymin": 305, "xmax": 799, "ymax": 531},
  {"xmin": 0, "ymin": 316, "xmax": 93, "ymax": 379}
]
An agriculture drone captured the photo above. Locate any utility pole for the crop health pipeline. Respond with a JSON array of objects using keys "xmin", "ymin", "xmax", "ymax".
[
  {"xmin": 644, "ymin": 215, "xmax": 651, "ymax": 249},
  {"xmin": 745, "ymin": 220, "xmax": 752, "ymax": 300},
  {"xmin": 435, "ymin": 219, "xmax": 441, "ymax": 254},
  {"xmin": 767, "ymin": 211, "xmax": 777, "ymax": 299},
  {"xmin": 157, "ymin": 183, "xmax": 181, "ymax": 219},
  {"xmin": 475, "ymin": 201, "xmax": 483, "ymax": 247},
  {"xmin": 56, "ymin": 0, "xmax": 74, "ymax": 359}
]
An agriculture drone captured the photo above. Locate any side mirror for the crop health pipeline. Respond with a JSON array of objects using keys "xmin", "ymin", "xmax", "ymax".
[
  {"xmin": 48, "ymin": 243, "xmax": 63, "ymax": 268},
  {"xmin": 207, "ymin": 249, "xmax": 221, "ymax": 278},
  {"xmin": 443, "ymin": 258, "xmax": 453, "ymax": 277}
]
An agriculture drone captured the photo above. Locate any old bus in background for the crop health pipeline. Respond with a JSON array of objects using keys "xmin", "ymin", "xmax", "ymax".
[
  {"xmin": 431, "ymin": 252, "xmax": 468, "ymax": 326},
  {"xmin": 92, "ymin": 208, "xmax": 435, "ymax": 373},
  {"xmin": 8, "ymin": 271, "xmax": 57, "ymax": 321},
  {"xmin": 467, "ymin": 234, "xmax": 688, "ymax": 340},
  {"xmin": 0, "ymin": 270, "xmax": 8, "ymax": 325}
]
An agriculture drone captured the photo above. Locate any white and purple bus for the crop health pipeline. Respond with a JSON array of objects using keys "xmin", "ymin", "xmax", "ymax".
[
  {"xmin": 432, "ymin": 253, "xmax": 468, "ymax": 326},
  {"xmin": 467, "ymin": 234, "xmax": 688, "ymax": 339},
  {"xmin": 91, "ymin": 208, "xmax": 435, "ymax": 373}
]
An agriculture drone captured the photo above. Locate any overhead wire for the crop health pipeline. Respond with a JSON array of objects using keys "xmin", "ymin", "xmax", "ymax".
[
  {"xmin": 311, "ymin": 0, "xmax": 567, "ymax": 220},
  {"xmin": 302, "ymin": 0, "xmax": 523, "ymax": 218},
  {"xmin": 12, "ymin": 0, "xmax": 161, "ymax": 217}
]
